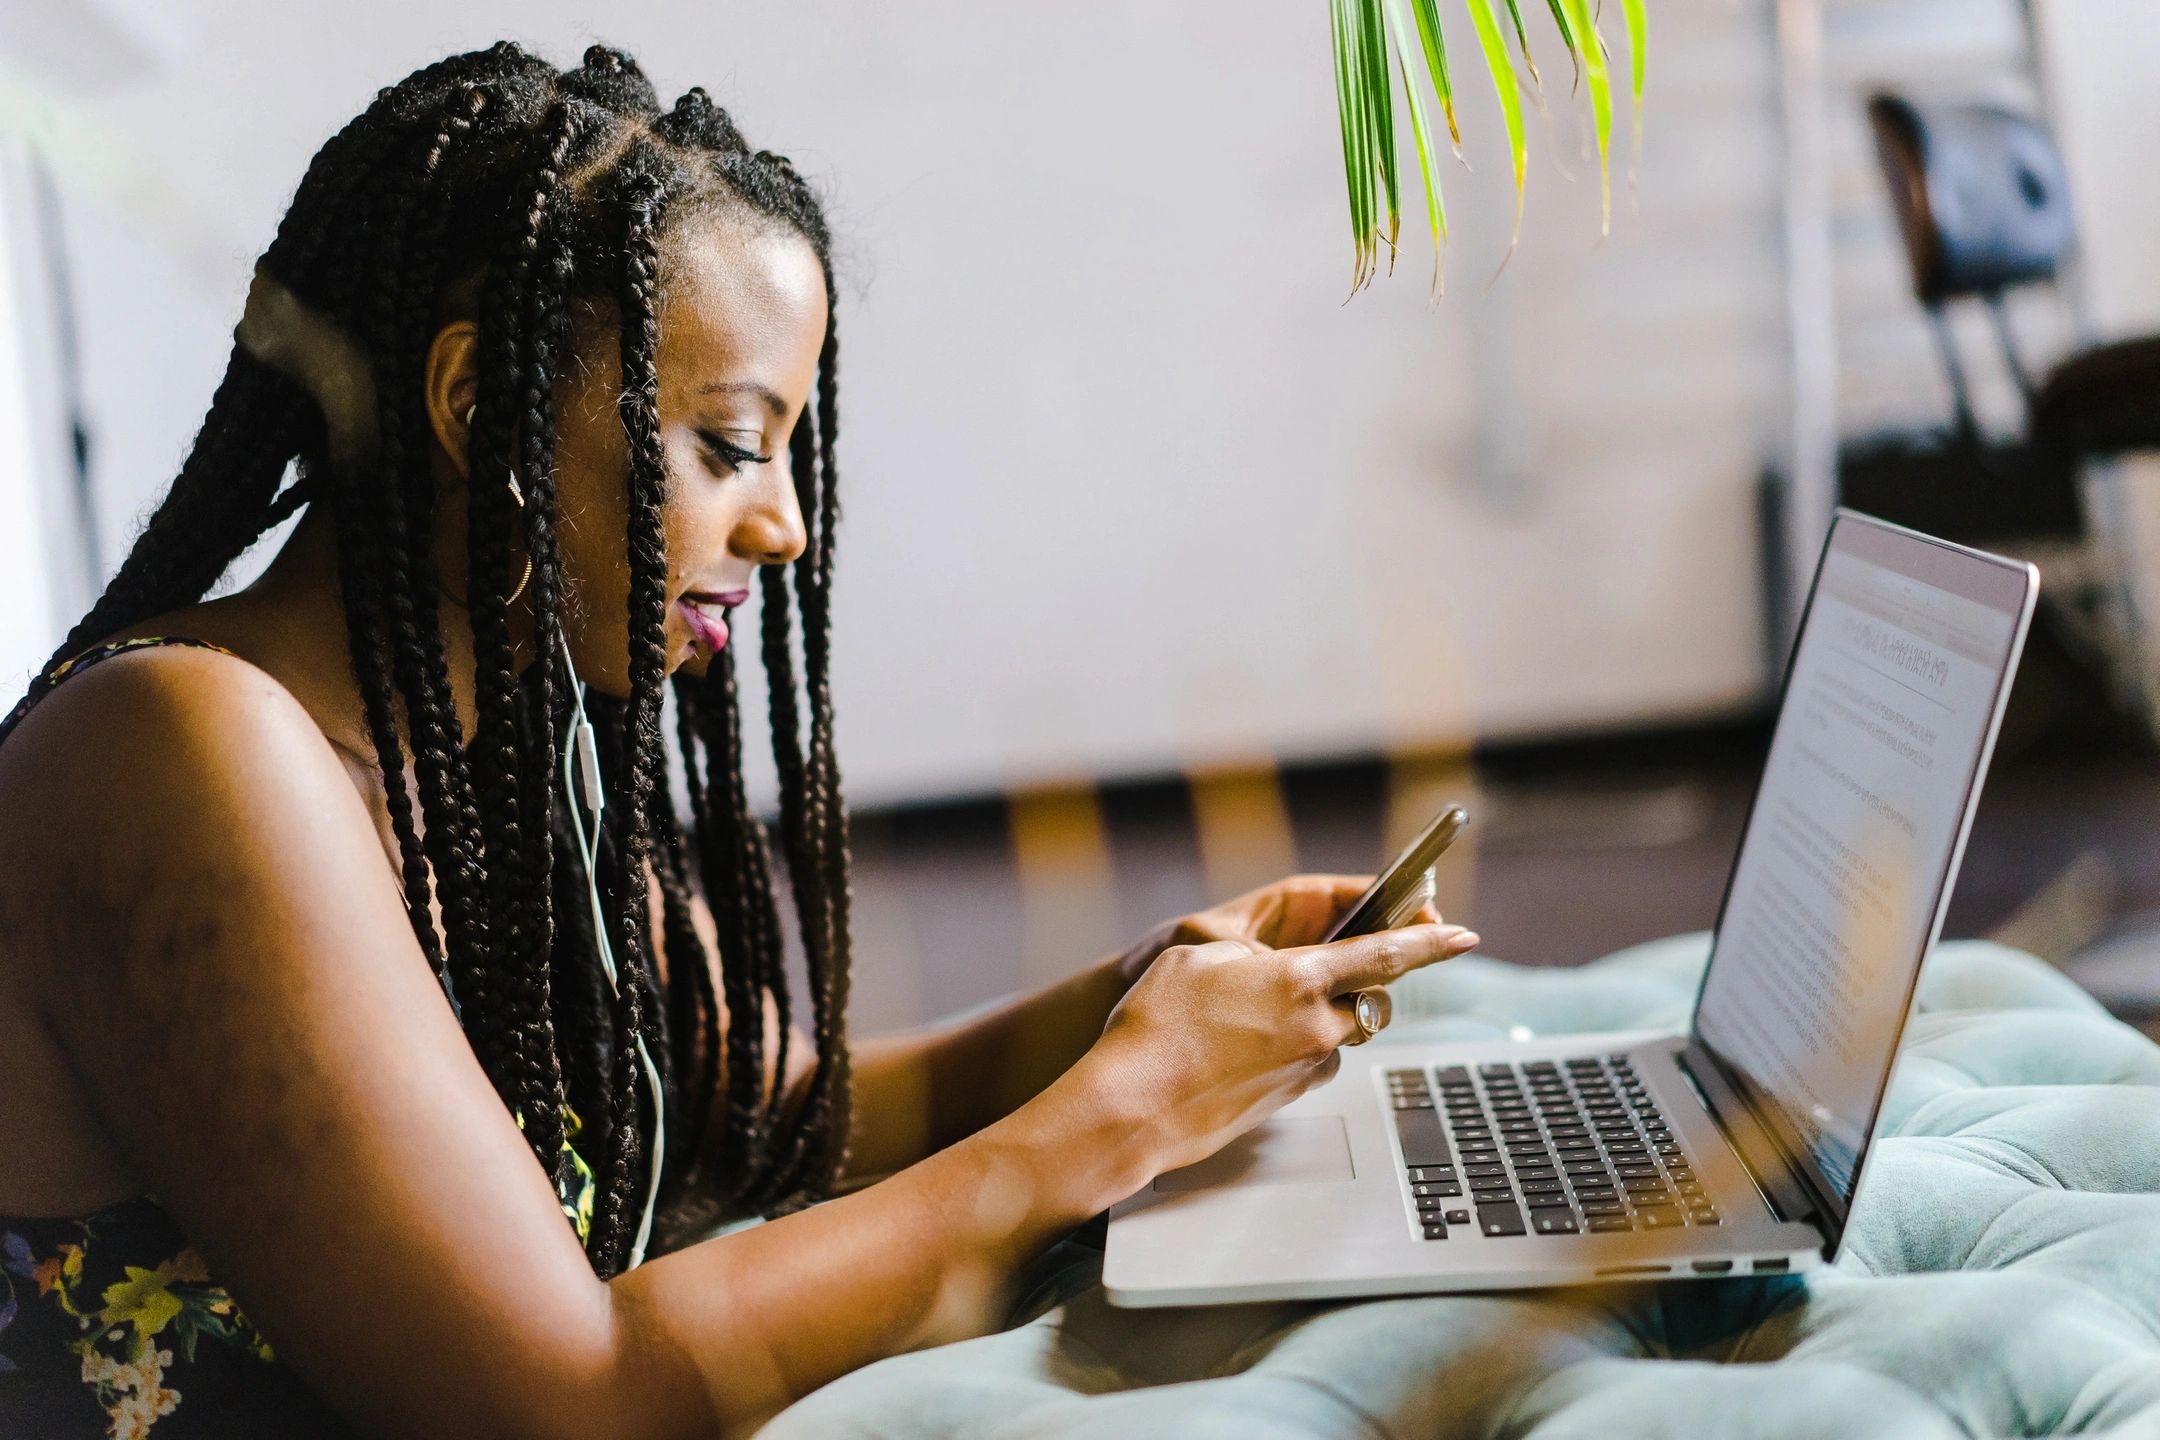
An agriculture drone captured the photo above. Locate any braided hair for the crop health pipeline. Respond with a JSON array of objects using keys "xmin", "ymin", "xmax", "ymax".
[{"xmin": 52, "ymin": 43, "xmax": 853, "ymax": 1276}]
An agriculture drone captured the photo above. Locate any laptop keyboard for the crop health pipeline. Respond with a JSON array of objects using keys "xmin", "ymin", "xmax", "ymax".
[{"xmin": 1388, "ymin": 1056, "xmax": 1722, "ymax": 1240}]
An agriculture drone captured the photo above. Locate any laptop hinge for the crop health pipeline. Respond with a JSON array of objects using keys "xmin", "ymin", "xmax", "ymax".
[{"xmin": 1675, "ymin": 1042, "xmax": 1825, "ymax": 1230}]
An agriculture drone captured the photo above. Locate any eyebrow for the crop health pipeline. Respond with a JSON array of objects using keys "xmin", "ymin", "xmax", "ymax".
[{"xmin": 699, "ymin": 381, "xmax": 787, "ymax": 418}]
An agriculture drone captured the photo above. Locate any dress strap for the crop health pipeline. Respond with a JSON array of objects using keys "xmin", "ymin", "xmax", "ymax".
[{"xmin": 0, "ymin": 636, "xmax": 241, "ymax": 750}]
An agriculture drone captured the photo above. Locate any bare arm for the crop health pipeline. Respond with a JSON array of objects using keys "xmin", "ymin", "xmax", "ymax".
[
  {"xmin": 10, "ymin": 651, "xmax": 1147, "ymax": 1440},
  {"xmin": 836, "ymin": 875, "xmax": 1425, "ymax": 1185}
]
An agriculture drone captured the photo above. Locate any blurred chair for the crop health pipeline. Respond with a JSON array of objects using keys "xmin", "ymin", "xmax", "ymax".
[
  {"xmin": 1867, "ymin": 93, "xmax": 2160, "ymax": 457},
  {"xmin": 1860, "ymin": 93, "xmax": 2160, "ymax": 747}
]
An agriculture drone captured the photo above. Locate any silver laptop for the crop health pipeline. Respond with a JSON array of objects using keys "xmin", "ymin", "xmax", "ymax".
[{"xmin": 1105, "ymin": 511, "xmax": 2038, "ymax": 1305}]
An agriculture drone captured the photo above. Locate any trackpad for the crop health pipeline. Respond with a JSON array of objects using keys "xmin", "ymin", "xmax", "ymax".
[{"xmin": 1152, "ymin": 1117, "xmax": 1355, "ymax": 1192}]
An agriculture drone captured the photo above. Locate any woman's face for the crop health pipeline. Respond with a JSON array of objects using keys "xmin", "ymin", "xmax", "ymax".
[{"xmin": 544, "ymin": 215, "xmax": 829, "ymax": 696}]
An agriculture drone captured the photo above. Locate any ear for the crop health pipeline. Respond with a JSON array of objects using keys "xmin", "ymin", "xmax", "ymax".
[{"xmin": 422, "ymin": 319, "xmax": 484, "ymax": 480}]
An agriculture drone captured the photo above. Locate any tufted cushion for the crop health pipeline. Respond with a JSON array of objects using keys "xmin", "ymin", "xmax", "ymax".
[{"xmin": 764, "ymin": 936, "xmax": 2160, "ymax": 1439}]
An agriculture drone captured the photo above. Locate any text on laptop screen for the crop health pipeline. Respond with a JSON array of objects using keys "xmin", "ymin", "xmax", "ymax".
[{"xmin": 1694, "ymin": 520, "xmax": 2025, "ymax": 1203}]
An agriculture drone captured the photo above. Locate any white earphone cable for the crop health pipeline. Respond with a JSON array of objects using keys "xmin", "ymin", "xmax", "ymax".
[{"xmin": 556, "ymin": 629, "xmax": 666, "ymax": 1269}]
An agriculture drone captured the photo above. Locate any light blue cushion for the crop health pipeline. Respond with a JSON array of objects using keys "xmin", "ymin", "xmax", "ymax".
[{"xmin": 764, "ymin": 938, "xmax": 2160, "ymax": 1438}]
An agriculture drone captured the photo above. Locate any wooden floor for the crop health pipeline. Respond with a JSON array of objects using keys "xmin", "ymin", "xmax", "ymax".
[{"xmin": 841, "ymin": 715, "xmax": 2160, "ymax": 1036}]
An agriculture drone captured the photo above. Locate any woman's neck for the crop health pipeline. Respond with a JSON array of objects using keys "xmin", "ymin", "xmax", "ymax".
[{"xmin": 221, "ymin": 506, "xmax": 501, "ymax": 763}]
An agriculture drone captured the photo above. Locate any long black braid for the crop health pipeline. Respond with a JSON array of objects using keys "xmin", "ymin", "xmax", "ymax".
[{"xmin": 51, "ymin": 42, "xmax": 854, "ymax": 1277}]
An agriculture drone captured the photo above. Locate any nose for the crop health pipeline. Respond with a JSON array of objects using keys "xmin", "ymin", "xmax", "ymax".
[{"xmin": 734, "ymin": 471, "xmax": 808, "ymax": 567}]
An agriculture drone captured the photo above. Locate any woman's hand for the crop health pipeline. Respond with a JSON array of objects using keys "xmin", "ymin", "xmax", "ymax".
[
  {"xmin": 1111, "ymin": 873, "xmax": 1445, "ymax": 989},
  {"xmin": 1076, "ymin": 920, "xmax": 1480, "ymax": 1182}
]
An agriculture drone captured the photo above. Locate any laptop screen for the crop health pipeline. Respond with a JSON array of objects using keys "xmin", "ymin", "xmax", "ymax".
[{"xmin": 1693, "ymin": 513, "xmax": 2033, "ymax": 1212}]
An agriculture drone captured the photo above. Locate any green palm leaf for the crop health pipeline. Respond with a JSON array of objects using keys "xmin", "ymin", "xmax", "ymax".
[
  {"xmin": 1621, "ymin": 0, "xmax": 1648, "ymax": 182},
  {"xmin": 1331, "ymin": 0, "xmax": 1368, "ymax": 289},
  {"xmin": 1502, "ymin": 0, "xmax": 1544, "ymax": 92},
  {"xmin": 1358, "ymin": 0, "xmax": 1400, "ymax": 271},
  {"xmin": 1386, "ymin": 0, "xmax": 1449, "ymax": 295},
  {"xmin": 1463, "ymin": 0, "xmax": 1529, "ymax": 252},
  {"xmin": 1324, "ymin": 0, "xmax": 1645, "ymax": 293},
  {"xmin": 1545, "ymin": 0, "xmax": 1581, "ymax": 88},
  {"xmin": 1556, "ymin": 0, "xmax": 1613, "ymax": 232},
  {"xmin": 1406, "ymin": 0, "xmax": 1463, "ymax": 151}
]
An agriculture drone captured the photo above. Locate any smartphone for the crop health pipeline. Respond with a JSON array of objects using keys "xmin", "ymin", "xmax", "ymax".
[{"xmin": 1321, "ymin": 805, "xmax": 1469, "ymax": 943}]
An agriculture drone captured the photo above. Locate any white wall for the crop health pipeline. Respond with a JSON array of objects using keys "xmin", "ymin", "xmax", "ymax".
[
  {"xmin": 2034, "ymin": 0, "xmax": 2160, "ymax": 340},
  {"xmin": 0, "ymin": 148, "xmax": 64, "ymax": 700}
]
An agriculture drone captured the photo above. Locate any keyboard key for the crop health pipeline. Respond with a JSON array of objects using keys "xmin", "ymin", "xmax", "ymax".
[
  {"xmin": 1533, "ymin": 1210, "xmax": 1581, "ymax": 1234},
  {"xmin": 1416, "ymin": 1195, "xmax": 1448, "ymax": 1211},
  {"xmin": 1446, "ymin": 1208, "xmax": 1470, "ymax": 1224},
  {"xmin": 1579, "ymin": 1199, "xmax": 1628, "ymax": 1216},
  {"xmin": 1423, "ymin": 1222, "xmax": 1449, "ymax": 1240},
  {"xmin": 1554, "ymin": 1139, "xmax": 1596, "ymax": 1153},
  {"xmin": 1637, "ymin": 1206, "xmax": 1684, "ymax": 1229},
  {"xmin": 1514, "ymin": 1166, "xmax": 1558, "ymax": 1183},
  {"xmin": 1393, "ymin": 1096, "xmax": 1436, "ymax": 1109},
  {"xmin": 1587, "ymin": 1215, "xmax": 1634, "ymax": 1233},
  {"xmin": 1477, "ymin": 1202, "xmax": 1527, "ymax": 1236},
  {"xmin": 1614, "ymin": 1163, "xmax": 1661, "ymax": 1179},
  {"xmin": 1435, "ymin": 1066, "xmax": 1471, "ymax": 1084},
  {"xmin": 1394, "ymin": 1109, "xmax": 1452, "ymax": 1167},
  {"xmin": 1464, "ymin": 1163, "xmax": 1509, "ymax": 1179},
  {"xmin": 1408, "ymin": 1166, "xmax": 1455, "ymax": 1183},
  {"xmin": 1388, "ymin": 1068, "xmax": 1429, "ymax": 1085},
  {"xmin": 1520, "ymin": 1178, "xmax": 1564, "ymax": 1195},
  {"xmin": 1526, "ymin": 1192, "xmax": 1573, "ymax": 1210},
  {"xmin": 1688, "ymin": 1207, "xmax": 1722, "ymax": 1225}
]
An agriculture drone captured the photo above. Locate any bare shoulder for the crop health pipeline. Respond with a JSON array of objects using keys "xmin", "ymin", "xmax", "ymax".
[{"xmin": 0, "ymin": 641, "xmax": 391, "ymax": 1002}]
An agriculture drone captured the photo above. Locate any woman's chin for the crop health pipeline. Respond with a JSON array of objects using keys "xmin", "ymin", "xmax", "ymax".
[{"xmin": 672, "ymin": 641, "xmax": 717, "ymax": 681}]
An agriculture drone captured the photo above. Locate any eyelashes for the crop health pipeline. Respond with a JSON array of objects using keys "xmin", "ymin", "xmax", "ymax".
[{"xmin": 697, "ymin": 429, "xmax": 773, "ymax": 473}]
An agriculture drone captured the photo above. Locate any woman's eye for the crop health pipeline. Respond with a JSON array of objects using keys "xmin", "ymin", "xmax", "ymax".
[{"xmin": 698, "ymin": 430, "xmax": 772, "ymax": 472}]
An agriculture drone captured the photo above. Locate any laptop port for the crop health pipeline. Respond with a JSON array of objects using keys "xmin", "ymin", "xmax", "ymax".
[
  {"xmin": 1754, "ymin": 1257, "xmax": 1791, "ymax": 1273},
  {"xmin": 1594, "ymin": 1264, "xmax": 1670, "ymax": 1277},
  {"xmin": 1690, "ymin": 1260, "xmax": 1733, "ymax": 1274}
]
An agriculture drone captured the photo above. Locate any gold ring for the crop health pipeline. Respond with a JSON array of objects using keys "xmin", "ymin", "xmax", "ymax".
[{"xmin": 1343, "ymin": 987, "xmax": 1391, "ymax": 1046}]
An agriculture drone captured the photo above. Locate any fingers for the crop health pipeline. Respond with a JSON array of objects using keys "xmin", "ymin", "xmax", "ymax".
[
  {"xmin": 1294, "ymin": 922, "xmax": 1479, "ymax": 996},
  {"xmin": 1256, "ymin": 874, "xmax": 1376, "ymax": 949},
  {"xmin": 1305, "ymin": 1047, "xmax": 1344, "ymax": 1091}
]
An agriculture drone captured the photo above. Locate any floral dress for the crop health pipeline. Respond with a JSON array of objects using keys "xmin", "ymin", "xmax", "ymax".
[{"xmin": 0, "ymin": 638, "xmax": 599, "ymax": 1437}]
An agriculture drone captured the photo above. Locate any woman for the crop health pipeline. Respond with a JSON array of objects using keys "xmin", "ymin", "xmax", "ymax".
[{"xmin": 0, "ymin": 43, "xmax": 1478, "ymax": 1438}]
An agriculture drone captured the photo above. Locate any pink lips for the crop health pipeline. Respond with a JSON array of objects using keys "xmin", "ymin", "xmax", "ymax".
[{"xmin": 679, "ymin": 590, "xmax": 746, "ymax": 654}]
